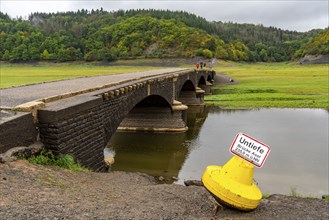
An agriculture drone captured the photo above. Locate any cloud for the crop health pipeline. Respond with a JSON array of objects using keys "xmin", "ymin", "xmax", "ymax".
[
  {"xmin": 1, "ymin": 0, "xmax": 328, "ymax": 31},
  {"xmin": 1, "ymin": 1, "xmax": 72, "ymax": 18}
]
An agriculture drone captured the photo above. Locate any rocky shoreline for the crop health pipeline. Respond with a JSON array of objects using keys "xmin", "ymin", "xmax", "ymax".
[{"xmin": 0, "ymin": 160, "xmax": 328, "ymax": 219}]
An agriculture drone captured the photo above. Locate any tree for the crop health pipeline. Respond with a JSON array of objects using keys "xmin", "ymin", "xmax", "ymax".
[
  {"xmin": 56, "ymin": 47, "xmax": 71, "ymax": 61},
  {"xmin": 202, "ymin": 49, "xmax": 213, "ymax": 59},
  {"xmin": 259, "ymin": 49, "xmax": 268, "ymax": 62},
  {"xmin": 2, "ymin": 50, "xmax": 10, "ymax": 60},
  {"xmin": 41, "ymin": 49, "xmax": 51, "ymax": 60},
  {"xmin": 215, "ymin": 46, "xmax": 228, "ymax": 59},
  {"xmin": 29, "ymin": 45, "xmax": 40, "ymax": 60}
]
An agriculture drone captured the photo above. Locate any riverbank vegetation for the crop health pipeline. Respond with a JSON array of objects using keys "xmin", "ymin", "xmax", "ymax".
[
  {"xmin": 1, "ymin": 9, "xmax": 328, "ymax": 63},
  {"xmin": 206, "ymin": 62, "xmax": 329, "ymax": 109},
  {"xmin": 25, "ymin": 148, "xmax": 88, "ymax": 172}
]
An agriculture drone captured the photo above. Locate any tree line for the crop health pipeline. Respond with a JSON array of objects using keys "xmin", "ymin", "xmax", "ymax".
[{"xmin": 0, "ymin": 9, "xmax": 327, "ymax": 63}]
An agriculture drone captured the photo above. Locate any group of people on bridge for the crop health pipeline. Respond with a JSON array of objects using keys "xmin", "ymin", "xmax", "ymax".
[{"xmin": 195, "ymin": 61, "xmax": 207, "ymax": 69}]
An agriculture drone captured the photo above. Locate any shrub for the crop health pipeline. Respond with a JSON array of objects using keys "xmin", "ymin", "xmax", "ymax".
[
  {"xmin": 27, "ymin": 148, "xmax": 88, "ymax": 172},
  {"xmin": 202, "ymin": 49, "xmax": 213, "ymax": 59}
]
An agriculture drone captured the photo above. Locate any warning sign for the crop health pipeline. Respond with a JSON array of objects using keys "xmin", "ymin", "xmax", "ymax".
[{"xmin": 230, "ymin": 133, "xmax": 270, "ymax": 168}]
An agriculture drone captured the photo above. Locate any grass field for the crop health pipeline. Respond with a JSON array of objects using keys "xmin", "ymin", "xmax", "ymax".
[
  {"xmin": 1, "ymin": 61, "xmax": 328, "ymax": 109},
  {"xmin": 0, "ymin": 62, "xmax": 160, "ymax": 88},
  {"xmin": 207, "ymin": 62, "xmax": 329, "ymax": 109}
]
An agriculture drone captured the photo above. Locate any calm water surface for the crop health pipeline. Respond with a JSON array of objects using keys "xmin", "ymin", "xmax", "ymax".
[{"xmin": 106, "ymin": 107, "xmax": 329, "ymax": 197}]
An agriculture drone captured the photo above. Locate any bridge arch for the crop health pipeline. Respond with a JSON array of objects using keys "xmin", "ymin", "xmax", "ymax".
[
  {"xmin": 102, "ymin": 91, "xmax": 175, "ymax": 149},
  {"xmin": 198, "ymin": 75, "xmax": 212, "ymax": 94},
  {"xmin": 207, "ymin": 74, "xmax": 213, "ymax": 83},
  {"xmin": 180, "ymin": 80, "xmax": 196, "ymax": 92},
  {"xmin": 198, "ymin": 76, "xmax": 206, "ymax": 87},
  {"xmin": 134, "ymin": 95, "xmax": 171, "ymax": 109},
  {"xmin": 177, "ymin": 80, "xmax": 197, "ymax": 105},
  {"xmin": 116, "ymin": 94, "xmax": 183, "ymax": 133}
]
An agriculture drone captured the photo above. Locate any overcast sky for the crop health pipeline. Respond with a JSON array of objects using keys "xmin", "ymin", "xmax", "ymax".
[{"xmin": 1, "ymin": 0, "xmax": 328, "ymax": 32}]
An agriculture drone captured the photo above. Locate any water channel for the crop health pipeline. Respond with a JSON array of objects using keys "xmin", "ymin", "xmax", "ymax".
[{"xmin": 105, "ymin": 107, "xmax": 329, "ymax": 197}]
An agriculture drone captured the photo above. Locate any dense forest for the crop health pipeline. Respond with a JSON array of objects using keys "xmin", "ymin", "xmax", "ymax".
[{"xmin": 0, "ymin": 9, "xmax": 328, "ymax": 62}]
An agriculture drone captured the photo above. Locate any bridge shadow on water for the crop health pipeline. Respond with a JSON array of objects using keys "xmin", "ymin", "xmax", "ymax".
[{"xmin": 105, "ymin": 106, "xmax": 209, "ymax": 182}]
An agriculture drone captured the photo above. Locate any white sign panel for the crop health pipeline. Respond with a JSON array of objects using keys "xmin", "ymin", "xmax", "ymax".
[{"xmin": 230, "ymin": 133, "xmax": 270, "ymax": 168}]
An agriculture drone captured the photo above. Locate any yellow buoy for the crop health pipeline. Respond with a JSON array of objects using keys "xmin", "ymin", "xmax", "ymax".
[{"xmin": 202, "ymin": 156, "xmax": 262, "ymax": 211}]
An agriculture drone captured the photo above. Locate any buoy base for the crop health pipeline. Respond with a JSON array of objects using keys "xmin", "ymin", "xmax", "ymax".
[{"xmin": 202, "ymin": 157, "xmax": 262, "ymax": 211}]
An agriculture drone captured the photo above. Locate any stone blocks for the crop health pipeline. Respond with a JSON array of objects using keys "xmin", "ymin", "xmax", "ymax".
[{"xmin": 0, "ymin": 111, "xmax": 37, "ymax": 153}]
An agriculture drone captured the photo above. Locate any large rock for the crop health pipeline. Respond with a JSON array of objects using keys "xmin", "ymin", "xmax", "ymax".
[{"xmin": 298, "ymin": 54, "xmax": 329, "ymax": 64}]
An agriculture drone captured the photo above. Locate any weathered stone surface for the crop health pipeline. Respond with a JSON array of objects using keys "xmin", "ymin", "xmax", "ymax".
[
  {"xmin": 0, "ymin": 111, "xmax": 37, "ymax": 153},
  {"xmin": 14, "ymin": 100, "xmax": 45, "ymax": 113},
  {"xmin": 38, "ymin": 95, "xmax": 103, "ymax": 123}
]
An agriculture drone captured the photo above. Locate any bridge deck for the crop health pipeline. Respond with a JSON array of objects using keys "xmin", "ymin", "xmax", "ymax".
[{"xmin": 0, "ymin": 68, "xmax": 189, "ymax": 108}]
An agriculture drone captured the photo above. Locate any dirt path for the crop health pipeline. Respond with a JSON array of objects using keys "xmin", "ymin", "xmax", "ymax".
[{"xmin": 0, "ymin": 160, "xmax": 328, "ymax": 219}]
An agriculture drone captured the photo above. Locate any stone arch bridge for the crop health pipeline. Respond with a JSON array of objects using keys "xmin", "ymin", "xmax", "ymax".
[{"xmin": 0, "ymin": 68, "xmax": 215, "ymax": 170}]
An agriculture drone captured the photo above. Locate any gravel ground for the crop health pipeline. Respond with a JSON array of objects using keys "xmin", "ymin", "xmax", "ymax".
[{"xmin": 0, "ymin": 160, "xmax": 328, "ymax": 220}]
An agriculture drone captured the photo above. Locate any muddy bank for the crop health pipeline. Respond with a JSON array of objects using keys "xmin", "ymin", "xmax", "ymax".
[{"xmin": 0, "ymin": 160, "xmax": 328, "ymax": 219}]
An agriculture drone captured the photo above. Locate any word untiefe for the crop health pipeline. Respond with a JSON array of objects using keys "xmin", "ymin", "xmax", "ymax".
[{"xmin": 239, "ymin": 137, "xmax": 265, "ymax": 154}]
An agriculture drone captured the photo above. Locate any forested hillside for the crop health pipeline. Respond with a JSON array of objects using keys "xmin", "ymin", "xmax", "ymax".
[
  {"xmin": 0, "ymin": 9, "xmax": 327, "ymax": 62},
  {"xmin": 294, "ymin": 29, "xmax": 329, "ymax": 58}
]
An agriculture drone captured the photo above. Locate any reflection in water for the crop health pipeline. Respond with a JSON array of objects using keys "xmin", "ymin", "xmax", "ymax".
[
  {"xmin": 107, "ymin": 107, "xmax": 329, "ymax": 197},
  {"xmin": 107, "ymin": 106, "xmax": 208, "ymax": 181},
  {"xmin": 108, "ymin": 132, "xmax": 187, "ymax": 180}
]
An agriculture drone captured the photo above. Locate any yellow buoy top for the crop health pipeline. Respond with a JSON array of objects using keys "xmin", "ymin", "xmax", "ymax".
[{"xmin": 221, "ymin": 156, "xmax": 254, "ymax": 185}]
